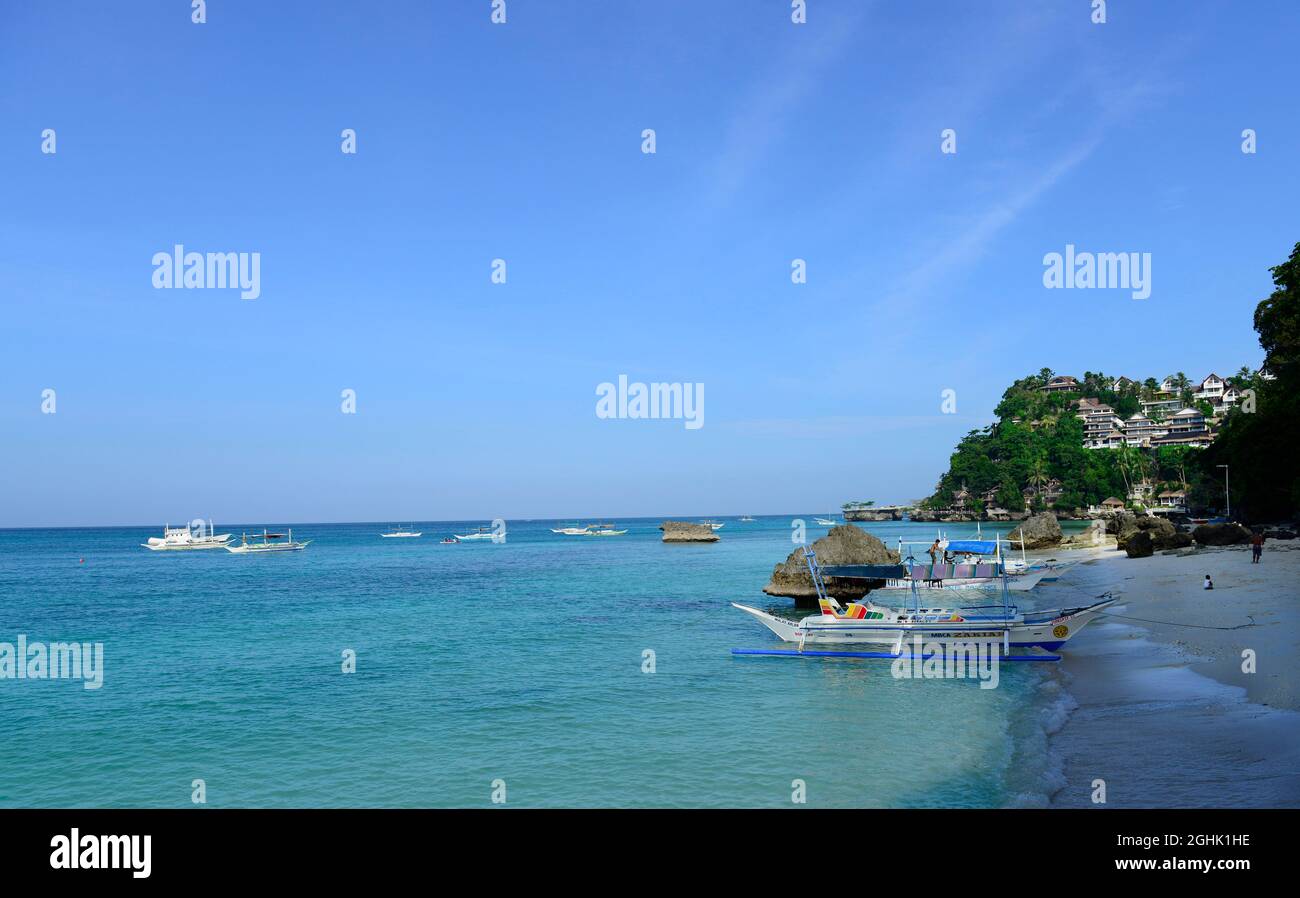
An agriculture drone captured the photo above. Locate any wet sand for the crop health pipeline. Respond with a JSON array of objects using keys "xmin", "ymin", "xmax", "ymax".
[{"xmin": 1032, "ymin": 541, "xmax": 1300, "ymax": 807}]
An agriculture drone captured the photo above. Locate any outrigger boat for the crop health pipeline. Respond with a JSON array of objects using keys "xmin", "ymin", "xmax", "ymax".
[
  {"xmin": 551, "ymin": 523, "xmax": 593, "ymax": 535},
  {"xmin": 814, "ymin": 517, "xmax": 839, "ymax": 526},
  {"xmin": 700, "ymin": 520, "xmax": 725, "ymax": 530},
  {"xmin": 141, "ymin": 520, "xmax": 231, "ymax": 551},
  {"xmin": 454, "ymin": 526, "xmax": 497, "ymax": 541},
  {"xmin": 583, "ymin": 522, "xmax": 627, "ymax": 536},
  {"xmin": 732, "ymin": 547, "xmax": 1114, "ymax": 653},
  {"xmin": 226, "ymin": 528, "xmax": 310, "ymax": 553},
  {"xmin": 381, "ymin": 525, "xmax": 422, "ymax": 538},
  {"xmin": 739, "ymin": 515, "xmax": 756, "ymax": 522}
]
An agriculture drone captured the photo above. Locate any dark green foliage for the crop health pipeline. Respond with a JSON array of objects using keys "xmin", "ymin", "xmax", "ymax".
[{"xmin": 1200, "ymin": 242, "xmax": 1300, "ymax": 522}]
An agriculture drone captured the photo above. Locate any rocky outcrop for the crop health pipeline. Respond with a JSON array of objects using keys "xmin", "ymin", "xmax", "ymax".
[
  {"xmin": 660, "ymin": 521, "xmax": 718, "ymax": 543},
  {"xmin": 1106, "ymin": 511, "xmax": 1135, "ymax": 535},
  {"xmin": 1192, "ymin": 522, "xmax": 1252, "ymax": 546},
  {"xmin": 1008, "ymin": 512, "xmax": 1062, "ymax": 549},
  {"xmin": 1124, "ymin": 530, "xmax": 1154, "ymax": 558},
  {"xmin": 1116, "ymin": 514, "xmax": 1192, "ymax": 552},
  {"xmin": 842, "ymin": 505, "xmax": 909, "ymax": 522},
  {"xmin": 763, "ymin": 524, "xmax": 899, "ymax": 606},
  {"xmin": 1061, "ymin": 520, "xmax": 1108, "ymax": 548}
]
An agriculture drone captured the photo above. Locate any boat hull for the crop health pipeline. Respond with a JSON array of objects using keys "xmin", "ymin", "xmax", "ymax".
[{"xmin": 731, "ymin": 599, "xmax": 1113, "ymax": 650}]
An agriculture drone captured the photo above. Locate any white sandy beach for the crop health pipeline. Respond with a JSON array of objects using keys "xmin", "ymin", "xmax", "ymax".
[{"xmin": 1033, "ymin": 541, "xmax": 1300, "ymax": 808}]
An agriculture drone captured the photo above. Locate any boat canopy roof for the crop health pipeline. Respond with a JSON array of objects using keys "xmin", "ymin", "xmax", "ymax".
[
  {"xmin": 820, "ymin": 564, "xmax": 909, "ymax": 580},
  {"xmin": 945, "ymin": 539, "xmax": 999, "ymax": 554}
]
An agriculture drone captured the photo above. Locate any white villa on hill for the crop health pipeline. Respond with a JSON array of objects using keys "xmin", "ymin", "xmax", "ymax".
[{"xmin": 1062, "ymin": 371, "xmax": 1244, "ymax": 450}]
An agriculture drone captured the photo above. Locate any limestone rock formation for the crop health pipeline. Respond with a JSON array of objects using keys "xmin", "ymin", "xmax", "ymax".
[
  {"xmin": 1124, "ymin": 530, "xmax": 1155, "ymax": 558},
  {"xmin": 659, "ymin": 521, "xmax": 719, "ymax": 543},
  {"xmin": 1192, "ymin": 522, "xmax": 1252, "ymax": 546},
  {"xmin": 1008, "ymin": 512, "xmax": 1062, "ymax": 549},
  {"xmin": 763, "ymin": 524, "xmax": 899, "ymax": 605}
]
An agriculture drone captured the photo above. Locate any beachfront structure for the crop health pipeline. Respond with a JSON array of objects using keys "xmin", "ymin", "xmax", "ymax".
[
  {"xmin": 1040, "ymin": 375, "xmax": 1080, "ymax": 393},
  {"xmin": 1086, "ymin": 496, "xmax": 1127, "ymax": 515},
  {"xmin": 1021, "ymin": 478, "xmax": 1063, "ymax": 507},
  {"xmin": 1157, "ymin": 490, "xmax": 1187, "ymax": 510}
]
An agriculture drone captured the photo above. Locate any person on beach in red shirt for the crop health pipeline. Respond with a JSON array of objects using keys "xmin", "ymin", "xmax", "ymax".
[{"xmin": 1251, "ymin": 531, "xmax": 1265, "ymax": 563}]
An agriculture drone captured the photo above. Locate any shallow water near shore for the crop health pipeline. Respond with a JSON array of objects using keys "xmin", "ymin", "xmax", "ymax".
[{"xmin": 0, "ymin": 516, "xmax": 1235, "ymax": 808}]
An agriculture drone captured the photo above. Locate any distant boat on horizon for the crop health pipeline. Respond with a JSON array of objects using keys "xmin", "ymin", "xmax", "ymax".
[
  {"xmin": 381, "ymin": 525, "xmax": 422, "ymax": 538},
  {"xmin": 551, "ymin": 523, "xmax": 594, "ymax": 535}
]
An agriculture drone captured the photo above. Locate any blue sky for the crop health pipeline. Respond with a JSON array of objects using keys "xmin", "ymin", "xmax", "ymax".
[{"xmin": 2, "ymin": 0, "xmax": 1297, "ymax": 527}]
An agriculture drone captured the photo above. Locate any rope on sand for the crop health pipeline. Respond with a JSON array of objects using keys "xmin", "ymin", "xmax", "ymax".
[
  {"xmin": 1098, "ymin": 611, "xmax": 1257, "ymax": 631},
  {"xmin": 1054, "ymin": 585, "xmax": 1258, "ymax": 631}
]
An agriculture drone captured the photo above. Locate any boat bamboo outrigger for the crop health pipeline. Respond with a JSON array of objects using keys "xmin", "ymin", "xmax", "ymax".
[
  {"xmin": 732, "ymin": 546, "xmax": 1114, "ymax": 654},
  {"xmin": 584, "ymin": 522, "xmax": 627, "ymax": 536},
  {"xmin": 226, "ymin": 528, "xmax": 311, "ymax": 553},
  {"xmin": 551, "ymin": 523, "xmax": 594, "ymax": 535},
  {"xmin": 453, "ymin": 526, "xmax": 497, "ymax": 542}
]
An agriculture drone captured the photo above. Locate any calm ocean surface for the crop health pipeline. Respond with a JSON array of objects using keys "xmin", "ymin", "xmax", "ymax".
[{"xmin": 0, "ymin": 517, "xmax": 1090, "ymax": 808}]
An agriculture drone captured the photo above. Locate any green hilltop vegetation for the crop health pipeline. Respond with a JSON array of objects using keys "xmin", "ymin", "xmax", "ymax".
[{"xmin": 920, "ymin": 241, "xmax": 1300, "ymax": 523}]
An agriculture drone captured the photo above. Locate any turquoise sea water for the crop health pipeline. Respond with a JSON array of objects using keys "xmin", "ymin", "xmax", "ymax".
[{"xmin": 0, "ymin": 518, "xmax": 1087, "ymax": 808}]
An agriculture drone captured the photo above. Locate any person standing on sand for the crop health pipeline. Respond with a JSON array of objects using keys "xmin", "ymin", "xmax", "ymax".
[
  {"xmin": 1204, "ymin": 574, "xmax": 1214, "ymax": 590},
  {"xmin": 1251, "ymin": 531, "xmax": 1264, "ymax": 563}
]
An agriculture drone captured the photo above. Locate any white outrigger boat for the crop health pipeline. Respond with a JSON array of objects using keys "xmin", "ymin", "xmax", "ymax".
[
  {"xmin": 551, "ymin": 523, "xmax": 593, "ymax": 535},
  {"xmin": 814, "ymin": 516, "xmax": 839, "ymax": 526},
  {"xmin": 584, "ymin": 522, "xmax": 627, "ymax": 536},
  {"xmin": 141, "ymin": 521, "xmax": 231, "ymax": 551},
  {"xmin": 700, "ymin": 520, "xmax": 725, "ymax": 530},
  {"xmin": 454, "ymin": 526, "xmax": 497, "ymax": 541},
  {"xmin": 381, "ymin": 525, "xmax": 422, "ymax": 538},
  {"xmin": 732, "ymin": 547, "xmax": 1114, "ymax": 654},
  {"xmin": 226, "ymin": 528, "xmax": 310, "ymax": 553}
]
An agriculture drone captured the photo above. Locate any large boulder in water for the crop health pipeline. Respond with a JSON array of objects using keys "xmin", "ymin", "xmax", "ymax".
[
  {"xmin": 1193, "ymin": 522, "xmax": 1252, "ymax": 546},
  {"xmin": 1009, "ymin": 512, "xmax": 1062, "ymax": 549},
  {"xmin": 660, "ymin": 521, "xmax": 719, "ymax": 542},
  {"xmin": 763, "ymin": 524, "xmax": 899, "ymax": 605}
]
